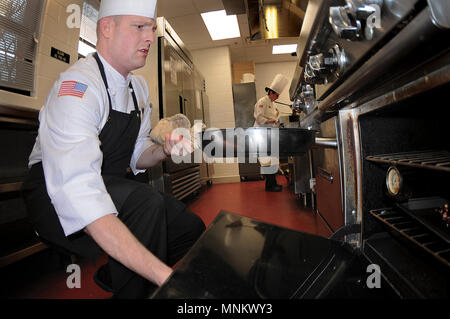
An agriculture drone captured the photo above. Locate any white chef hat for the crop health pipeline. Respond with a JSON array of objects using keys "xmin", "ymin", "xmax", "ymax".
[
  {"xmin": 265, "ymin": 74, "xmax": 289, "ymax": 95},
  {"xmin": 98, "ymin": 0, "xmax": 157, "ymax": 20}
]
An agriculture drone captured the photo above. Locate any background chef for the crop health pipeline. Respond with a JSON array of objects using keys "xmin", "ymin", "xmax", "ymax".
[
  {"xmin": 22, "ymin": 0, "xmax": 205, "ymax": 298},
  {"xmin": 253, "ymin": 74, "xmax": 289, "ymax": 192}
]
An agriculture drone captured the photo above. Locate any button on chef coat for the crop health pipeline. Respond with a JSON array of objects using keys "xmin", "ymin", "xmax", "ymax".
[
  {"xmin": 28, "ymin": 53, "xmax": 154, "ymax": 236},
  {"xmin": 253, "ymin": 95, "xmax": 279, "ymax": 128}
]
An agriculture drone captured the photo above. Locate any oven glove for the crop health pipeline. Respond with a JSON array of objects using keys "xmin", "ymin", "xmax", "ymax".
[{"xmin": 149, "ymin": 113, "xmax": 205, "ymax": 151}]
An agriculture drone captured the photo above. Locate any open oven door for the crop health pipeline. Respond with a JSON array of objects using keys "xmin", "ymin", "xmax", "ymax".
[{"xmin": 151, "ymin": 211, "xmax": 384, "ymax": 299}]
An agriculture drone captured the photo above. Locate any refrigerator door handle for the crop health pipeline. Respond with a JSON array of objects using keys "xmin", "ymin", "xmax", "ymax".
[
  {"xmin": 179, "ymin": 95, "xmax": 188, "ymax": 115},
  {"xmin": 179, "ymin": 96, "xmax": 183, "ymax": 114},
  {"xmin": 318, "ymin": 167, "xmax": 334, "ymax": 183}
]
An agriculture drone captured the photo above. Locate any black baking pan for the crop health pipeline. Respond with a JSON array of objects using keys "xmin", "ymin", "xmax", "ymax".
[{"xmin": 200, "ymin": 127, "xmax": 316, "ymax": 158}]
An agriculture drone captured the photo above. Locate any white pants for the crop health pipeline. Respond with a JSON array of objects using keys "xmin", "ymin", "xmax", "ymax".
[{"xmin": 258, "ymin": 156, "xmax": 279, "ymax": 174}]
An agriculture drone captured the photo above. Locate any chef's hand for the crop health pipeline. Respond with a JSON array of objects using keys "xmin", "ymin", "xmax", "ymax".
[{"xmin": 163, "ymin": 131, "xmax": 193, "ymax": 157}]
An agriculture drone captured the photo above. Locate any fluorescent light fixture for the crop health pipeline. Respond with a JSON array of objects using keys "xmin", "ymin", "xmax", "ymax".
[
  {"xmin": 272, "ymin": 44, "xmax": 298, "ymax": 55},
  {"xmin": 201, "ymin": 10, "xmax": 240, "ymax": 40},
  {"xmin": 265, "ymin": 6, "xmax": 278, "ymax": 39}
]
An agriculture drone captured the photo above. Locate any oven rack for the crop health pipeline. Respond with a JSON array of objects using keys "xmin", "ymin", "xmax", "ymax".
[
  {"xmin": 370, "ymin": 208, "xmax": 450, "ymax": 268},
  {"xmin": 366, "ymin": 150, "xmax": 450, "ymax": 172}
]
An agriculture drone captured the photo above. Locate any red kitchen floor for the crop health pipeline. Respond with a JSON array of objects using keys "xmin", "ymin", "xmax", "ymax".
[{"xmin": 0, "ymin": 176, "xmax": 331, "ymax": 299}]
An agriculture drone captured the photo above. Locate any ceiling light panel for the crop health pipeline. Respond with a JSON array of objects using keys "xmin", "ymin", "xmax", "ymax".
[
  {"xmin": 201, "ymin": 10, "xmax": 241, "ymax": 40},
  {"xmin": 272, "ymin": 44, "xmax": 298, "ymax": 54}
]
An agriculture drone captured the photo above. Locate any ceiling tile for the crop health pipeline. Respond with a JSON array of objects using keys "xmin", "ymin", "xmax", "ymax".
[
  {"xmin": 167, "ymin": 14, "xmax": 206, "ymax": 33},
  {"xmin": 176, "ymin": 31, "xmax": 211, "ymax": 46},
  {"xmin": 192, "ymin": 0, "xmax": 224, "ymax": 13},
  {"xmin": 157, "ymin": 0, "xmax": 197, "ymax": 18},
  {"xmin": 188, "ymin": 42, "xmax": 214, "ymax": 50}
]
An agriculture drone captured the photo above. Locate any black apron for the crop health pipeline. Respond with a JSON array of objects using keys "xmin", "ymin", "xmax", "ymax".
[{"xmin": 93, "ymin": 52, "xmax": 142, "ymax": 177}]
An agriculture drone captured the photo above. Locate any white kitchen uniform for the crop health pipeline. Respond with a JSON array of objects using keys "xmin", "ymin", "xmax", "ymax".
[
  {"xmin": 253, "ymin": 95, "xmax": 280, "ymax": 128},
  {"xmin": 28, "ymin": 53, "xmax": 154, "ymax": 236},
  {"xmin": 253, "ymin": 74, "xmax": 288, "ymax": 171},
  {"xmin": 253, "ymin": 95, "xmax": 279, "ymax": 168}
]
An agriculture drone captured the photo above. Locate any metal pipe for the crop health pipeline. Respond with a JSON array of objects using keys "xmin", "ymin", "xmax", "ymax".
[
  {"xmin": 308, "ymin": 149, "xmax": 315, "ymax": 210},
  {"xmin": 313, "ymin": 137, "xmax": 338, "ymax": 148}
]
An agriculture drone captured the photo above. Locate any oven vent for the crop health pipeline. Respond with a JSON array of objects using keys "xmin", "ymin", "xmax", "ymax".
[
  {"xmin": 366, "ymin": 150, "xmax": 450, "ymax": 173},
  {"xmin": 164, "ymin": 166, "xmax": 201, "ymax": 200},
  {"xmin": 370, "ymin": 204, "xmax": 450, "ymax": 268}
]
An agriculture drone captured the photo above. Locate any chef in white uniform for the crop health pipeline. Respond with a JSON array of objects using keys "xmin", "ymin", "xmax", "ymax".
[
  {"xmin": 253, "ymin": 74, "xmax": 289, "ymax": 192},
  {"xmin": 22, "ymin": 0, "xmax": 205, "ymax": 298}
]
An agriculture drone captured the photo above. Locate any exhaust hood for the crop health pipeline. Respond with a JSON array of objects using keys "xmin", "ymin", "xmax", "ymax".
[{"xmin": 223, "ymin": 0, "xmax": 307, "ymax": 40}]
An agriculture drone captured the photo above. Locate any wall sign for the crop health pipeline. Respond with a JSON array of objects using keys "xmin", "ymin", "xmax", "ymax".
[{"xmin": 51, "ymin": 47, "xmax": 70, "ymax": 64}]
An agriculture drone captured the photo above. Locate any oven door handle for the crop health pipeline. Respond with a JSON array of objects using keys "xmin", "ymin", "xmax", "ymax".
[{"xmin": 317, "ymin": 167, "xmax": 334, "ymax": 183}]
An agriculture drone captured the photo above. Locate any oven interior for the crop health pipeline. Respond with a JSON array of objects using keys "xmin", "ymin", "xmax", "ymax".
[
  {"xmin": 359, "ymin": 82, "xmax": 450, "ymax": 298},
  {"xmin": 0, "ymin": 108, "xmax": 41, "ymax": 267}
]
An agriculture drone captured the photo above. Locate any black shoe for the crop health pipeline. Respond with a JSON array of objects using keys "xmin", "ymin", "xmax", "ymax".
[
  {"xmin": 94, "ymin": 264, "xmax": 113, "ymax": 293},
  {"xmin": 265, "ymin": 184, "xmax": 282, "ymax": 192}
]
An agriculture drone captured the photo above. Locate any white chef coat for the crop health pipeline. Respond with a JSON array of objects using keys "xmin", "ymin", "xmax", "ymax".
[
  {"xmin": 253, "ymin": 95, "xmax": 280, "ymax": 169},
  {"xmin": 253, "ymin": 95, "xmax": 280, "ymax": 128},
  {"xmin": 28, "ymin": 52, "xmax": 154, "ymax": 236}
]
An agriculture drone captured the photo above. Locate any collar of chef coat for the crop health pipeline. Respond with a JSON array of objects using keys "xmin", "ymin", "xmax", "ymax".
[
  {"xmin": 95, "ymin": 52, "xmax": 132, "ymax": 87},
  {"xmin": 94, "ymin": 52, "xmax": 135, "ymax": 112}
]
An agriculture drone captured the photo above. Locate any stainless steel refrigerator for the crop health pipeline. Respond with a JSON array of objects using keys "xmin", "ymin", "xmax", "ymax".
[{"xmin": 232, "ymin": 82, "xmax": 261, "ymax": 180}]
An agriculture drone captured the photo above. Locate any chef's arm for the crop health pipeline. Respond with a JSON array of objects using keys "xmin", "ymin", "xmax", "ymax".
[
  {"xmin": 256, "ymin": 113, "xmax": 277, "ymax": 124},
  {"xmin": 136, "ymin": 132, "xmax": 192, "ymax": 169},
  {"xmin": 136, "ymin": 143, "xmax": 167, "ymax": 169},
  {"xmin": 85, "ymin": 214, "xmax": 172, "ymax": 286},
  {"xmin": 265, "ymin": 117, "xmax": 277, "ymax": 124}
]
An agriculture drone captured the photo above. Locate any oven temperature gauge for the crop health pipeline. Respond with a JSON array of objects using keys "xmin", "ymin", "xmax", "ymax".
[{"xmin": 386, "ymin": 166, "xmax": 402, "ymax": 197}]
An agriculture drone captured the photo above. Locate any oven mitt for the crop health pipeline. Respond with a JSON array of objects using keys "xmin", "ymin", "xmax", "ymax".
[{"xmin": 149, "ymin": 113, "xmax": 205, "ymax": 150}]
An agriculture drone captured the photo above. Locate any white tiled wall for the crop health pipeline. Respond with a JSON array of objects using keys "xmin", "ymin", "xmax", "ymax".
[
  {"xmin": 191, "ymin": 46, "xmax": 240, "ymax": 183},
  {"xmin": 191, "ymin": 47, "xmax": 235, "ymax": 129},
  {"xmin": 1, "ymin": 0, "xmax": 84, "ymax": 111}
]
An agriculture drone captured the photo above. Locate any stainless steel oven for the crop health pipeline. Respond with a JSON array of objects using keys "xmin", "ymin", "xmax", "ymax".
[
  {"xmin": 0, "ymin": 106, "xmax": 45, "ymax": 268},
  {"xmin": 289, "ymin": 0, "xmax": 450, "ymax": 297}
]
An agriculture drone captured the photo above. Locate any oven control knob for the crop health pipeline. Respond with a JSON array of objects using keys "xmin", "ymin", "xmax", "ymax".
[
  {"xmin": 305, "ymin": 53, "xmax": 336, "ymax": 84},
  {"xmin": 300, "ymin": 84, "xmax": 316, "ymax": 112},
  {"xmin": 304, "ymin": 45, "xmax": 346, "ymax": 83},
  {"xmin": 329, "ymin": 0, "xmax": 383, "ymax": 41},
  {"xmin": 304, "ymin": 62, "xmax": 317, "ymax": 83},
  {"xmin": 292, "ymin": 86, "xmax": 315, "ymax": 115},
  {"xmin": 329, "ymin": 5, "xmax": 362, "ymax": 41},
  {"xmin": 309, "ymin": 53, "xmax": 336, "ymax": 74},
  {"xmin": 329, "ymin": 44, "xmax": 346, "ymax": 78}
]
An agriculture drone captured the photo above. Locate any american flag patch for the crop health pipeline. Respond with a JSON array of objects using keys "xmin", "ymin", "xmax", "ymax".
[{"xmin": 58, "ymin": 81, "xmax": 88, "ymax": 98}]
